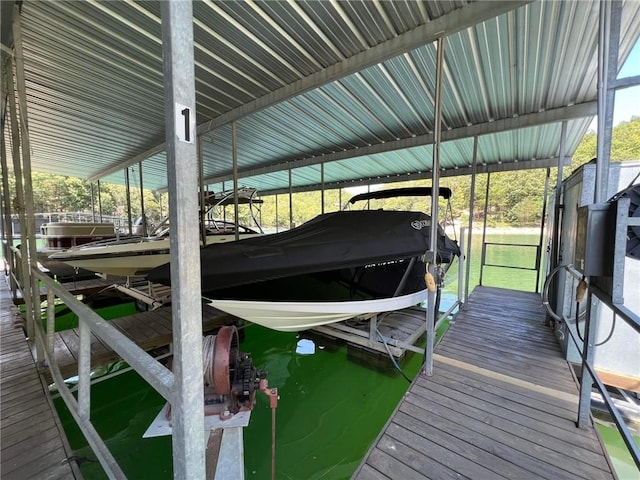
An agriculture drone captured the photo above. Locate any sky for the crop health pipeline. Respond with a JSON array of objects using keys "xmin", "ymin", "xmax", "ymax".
[{"xmin": 589, "ymin": 36, "xmax": 640, "ymax": 130}]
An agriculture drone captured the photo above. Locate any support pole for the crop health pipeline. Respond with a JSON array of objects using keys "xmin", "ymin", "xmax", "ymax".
[
  {"xmin": 479, "ymin": 172, "xmax": 491, "ymax": 286},
  {"xmin": 125, "ymin": 167, "xmax": 133, "ymax": 235},
  {"xmin": 536, "ymin": 167, "xmax": 551, "ymax": 294},
  {"xmin": 320, "ymin": 163, "xmax": 325, "ymax": 214},
  {"xmin": 424, "ymin": 37, "xmax": 444, "ymax": 377},
  {"xmin": 160, "ymin": 2, "xmax": 205, "ymax": 478},
  {"xmin": 78, "ymin": 319, "xmax": 91, "ymax": 422},
  {"xmin": 594, "ymin": 0, "xmax": 620, "ymax": 203},
  {"xmin": 577, "ymin": 290, "xmax": 597, "ymax": 428},
  {"xmin": 90, "ymin": 183, "xmax": 96, "ymax": 222},
  {"xmin": 222, "ymin": 181, "xmax": 226, "ymax": 223},
  {"xmin": 0, "ymin": 66, "xmax": 17, "ymax": 296},
  {"xmin": 97, "ymin": 180, "xmax": 103, "ymax": 222},
  {"xmin": 12, "ymin": 4, "xmax": 40, "ymax": 352},
  {"xmin": 547, "ymin": 121, "xmax": 567, "ymax": 324},
  {"xmin": 463, "ymin": 136, "xmax": 478, "ymax": 308},
  {"xmin": 198, "ymin": 135, "xmax": 206, "ymax": 245},
  {"xmin": 275, "ymin": 194, "xmax": 279, "ymax": 233},
  {"xmin": 288, "ymin": 169, "xmax": 293, "ymax": 229},
  {"xmin": 6, "ymin": 41, "xmax": 34, "ymax": 342},
  {"xmin": 46, "ymin": 289, "xmax": 55, "ymax": 356},
  {"xmin": 139, "ymin": 162, "xmax": 147, "ymax": 236},
  {"xmin": 232, "ymin": 121, "xmax": 240, "ymax": 241},
  {"xmin": 457, "ymin": 227, "xmax": 465, "ymax": 306}
]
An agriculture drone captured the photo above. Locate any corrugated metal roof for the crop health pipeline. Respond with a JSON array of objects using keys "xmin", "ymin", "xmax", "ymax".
[{"xmin": 3, "ymin": 1, "xmax": 640, "ymax": 196}]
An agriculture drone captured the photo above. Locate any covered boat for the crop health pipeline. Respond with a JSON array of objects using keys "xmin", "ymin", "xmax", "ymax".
[
  {"xmin": 147, "ymin": 187, "xmax": 460, "ymax": 331},
  {"xmin": 49, "ymin": 187, "xmax": 263, "ymax": 277}
]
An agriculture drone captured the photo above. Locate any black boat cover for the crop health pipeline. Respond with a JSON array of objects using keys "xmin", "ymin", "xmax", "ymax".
[{"xmin": 147, "ymin": 210, "xmax": 460, "ymax": 292}]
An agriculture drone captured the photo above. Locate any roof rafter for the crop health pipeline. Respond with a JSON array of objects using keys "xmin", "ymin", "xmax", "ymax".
[
  {"xmin": 88, "ymin": 0, "xmax": 534, "ymax": 183},
  {"xmin": 202, "ymin": 101, "xmax": 596, "ymax": 186},
  {"xmin": 258, "ymin": 156, "xmax": 569, "ymax": 196}
]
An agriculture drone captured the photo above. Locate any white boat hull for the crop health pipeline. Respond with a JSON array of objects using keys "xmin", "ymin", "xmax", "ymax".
[
  {"xmin": 206, "ymin": 289, "xmax": 428, "ymax": 332},
  {"xmin": 50, "ymin": 234, "xmax": 261, "ymax": 277}
]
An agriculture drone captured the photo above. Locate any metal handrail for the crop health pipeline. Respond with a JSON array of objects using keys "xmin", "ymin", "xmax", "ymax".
[
  {"xmin": 561, "ymin": 264, "xmax": 640, "ymax": 470},
  {"xmin": 480, "ymin": 241, "xmax": 542, "ymax": 290},
  {"xmin": 13, "ymin": 261, "xmax": 177, "ymax": 479}
]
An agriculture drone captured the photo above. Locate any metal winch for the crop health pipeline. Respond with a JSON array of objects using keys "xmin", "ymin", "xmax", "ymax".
[
  {"xmin": 167, "ymin": 325, "xmax": 278, "ymax": 422},
  {"xmin": 202, "ymin": 325, "xmax": 268, "ymax": 418}
]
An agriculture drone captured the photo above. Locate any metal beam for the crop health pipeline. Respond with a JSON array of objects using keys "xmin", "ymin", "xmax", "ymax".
[
  {"xmin": 88, "ymin": 1, "xmax": 533, "ymax": 182},
  {"xmin": 202, "ymin": 102, "xmax": 596, "ymax": 186},
  {"xmin": 613, "ymin": 74, "xmax": 640, "ymax": 90},
  {"xmin": 258, "ymin": 156, "xmax": 569, "ymax": 197}
]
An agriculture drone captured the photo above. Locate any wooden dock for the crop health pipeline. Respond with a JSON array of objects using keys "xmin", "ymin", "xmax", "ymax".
[
  {"xmin": 1, "ymin": 278, "xmax": 79, "ymax": 479},
  {"xmin": 11, "ymin": 274, "xmax": 129, "ymax": 305},
  {"xmin": 51, "ymin": 303, "xmax": 237, "ymax": 381},
  {"xmin": 313, "ymin": 306, "xmax": 426, "ymax": 358},
  {"xmin": 352, "ymin": 286, "xmax": 617, "ymax": 480}
]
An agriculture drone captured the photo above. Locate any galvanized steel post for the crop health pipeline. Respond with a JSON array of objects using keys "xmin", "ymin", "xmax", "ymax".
[
  {"xmin": 11, "ymin": 5, "xmax": 40, "ymax": 350},
  {"xmin": 0, "ymin": 88, "xmax": 17, "ymax": 296},
  {"xmin": 124, "ymin": 167, "xmax": 133, "ymax": 235},
  {"xmin": 458, "ymin": 228, "xmax": 465, "ymax": 306},
  {"xmin": 289, "ymin": 169, "xmax": 293, "ymax": 229},
  {"xmin": 78, "ymin": 319, "xmax": 91, "ymax": 422},
  {"xmin": 321, "ymin": 163, "xmax": 325, "ymax": 214},
  {"xmin": 577, "ymin": 290, "xmax": 597, "ymax": 428},
  {"xmin": 479, "ymin": 172, "xmax": 491, "ymax": 286},
  {"xmin": 46, "ymin": 289, "xmax": 55, "ymax": 356},
  {"xmin": 463, "ymin": 136, "xmax": 478, "ymax": 308},
  {"xmin": 6, "ymin": 48, "xmax": 34, "ymax": 343},
  {"xmin": 160, "ymin": 2, "xmax": 206, "ymax": 478},
  {"xmin": 97, "ymin": 180, "xmax": 103, "ymax": 222},
  {"xmin": 139, "ymin": 162, "xmax": 147, "ymax": 237},
  {"xmin": 595, "ymin": 0, "xmax": 621, "ymax": 203},
  {"xmin": 198, "ymin": 136, "xmax": 206, "ymax": 245},
  {"xmin": 424, "ymin": 36, "xmax": 445, "ymax": 376},
  {"xmin": 546, "ymin": 121, "xmax": 567, "ymax": 325},
  {"xmin": 232, "ymin": 121, "xmax": 240, "ymax": 241}
]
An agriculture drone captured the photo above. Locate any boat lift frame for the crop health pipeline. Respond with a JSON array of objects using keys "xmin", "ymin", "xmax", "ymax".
[{"xmin": 313, "ymin": 231, "xmax": 465, "ymax": 359}]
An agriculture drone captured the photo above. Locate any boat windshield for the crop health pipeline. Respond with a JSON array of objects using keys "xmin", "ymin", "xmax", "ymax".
[{"xmin": 149, "ymin": 187, "xmax": 264, "ymax": 238}]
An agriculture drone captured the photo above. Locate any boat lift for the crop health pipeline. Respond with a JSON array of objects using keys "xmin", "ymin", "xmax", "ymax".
[{"xmin": 144, "ymin": 326, "xmax": 279, "ymax": 479}]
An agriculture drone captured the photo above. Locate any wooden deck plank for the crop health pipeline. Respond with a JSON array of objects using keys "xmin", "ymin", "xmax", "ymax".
[
  {"xmin": 48, "ymin": 301, "xmax": 237, "ymax": 381},
  {"xmin": 385, "ymin": 422, "xmax": 510, "ymax": 480},
  {"xmin": 0, "ymin": 379, "xmax": 43, "ymax": 404},
  {"xmin": 0, "ymin": 280, "xmax": 77, "ymax": 480},
  {"xmin": 436, "ymin": 343, "xmax": 577, "ymax": 393},
  {"xmin": 1, "ymin": 414, "xmax": 58, "ymax": 448},
  {"xmin": 352, "ymin": 286, "xmax": 617, "ymax": 480},
  {"xmin": 0, "ymin": 425, "xmax": 61, "ymax": 463},
  {"xmin": 392, "ymin": 408, "xmax": 548, "ymax": 480},
  {"xmin": 432, "ymin": 361, "xmax": 581, "ymax": 427},
  {"xmin": 411, "ymin": 378, "xmax": 610, "ymax": 471},
  {"xmin": 403, "ymin": 386, "xmax": 609, "ymax": 480},
  {"xmin": 2, "ymin": 446, "xmax": 75, "ymax": 480},
  {"xmin": 444, "ymin": 329, "xmax": 568, "ymax": 370},
  {"xmin": 376, "ymin": 434, "xmax": 471, "ymax": 480}
]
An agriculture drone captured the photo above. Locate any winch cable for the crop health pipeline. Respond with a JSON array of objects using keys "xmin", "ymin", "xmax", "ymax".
[
  {"xmin": 376, "ymin": 327, "xmax": 411, "ymax": 383},
  {"xmin": 202, "ymin": 335, "xmax": 216, "ymax": 387}
]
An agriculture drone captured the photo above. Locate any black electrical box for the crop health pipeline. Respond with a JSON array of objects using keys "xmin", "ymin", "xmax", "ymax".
[{"xmin": 574, "ymin": 203, "xmax": 616, "ymax": 276}]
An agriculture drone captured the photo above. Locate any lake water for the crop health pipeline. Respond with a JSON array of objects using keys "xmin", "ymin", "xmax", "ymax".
[{"xmin": 52, "ymin": 230, "xmax": 638, "ymax": 478}]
